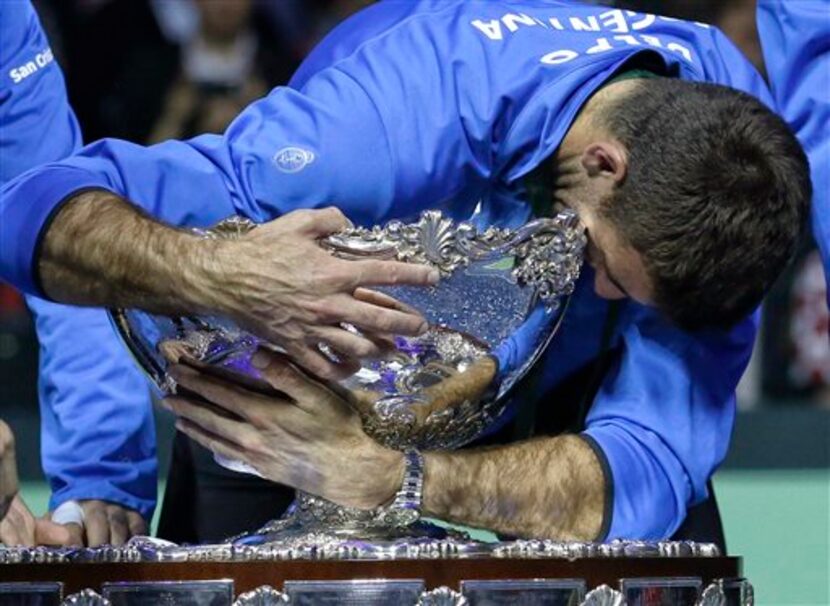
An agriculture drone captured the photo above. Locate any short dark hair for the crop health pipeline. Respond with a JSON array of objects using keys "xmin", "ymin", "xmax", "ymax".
[{"xmin": 601, "ymin": 78, "xmax": 811, "ymax": 331}]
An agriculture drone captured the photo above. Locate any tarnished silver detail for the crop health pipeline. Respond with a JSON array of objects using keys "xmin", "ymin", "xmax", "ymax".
[
  {"xmin": 581, "ymin": 585, "xmax": 626, "ymax": 606},
  {"xmin": 697, "ymin": 583, "xmax": 727, "ymax": 606},
  {"xmin": 417, "ymin": 586, "xmax": 468, "ymax": 606},
  {"xmin": 61, "ymin": 589, "xmax": 111, "ymax": 606},
  {"xmin": 233, "ymin": 586, "xmax": 289, "ymax": 605}
]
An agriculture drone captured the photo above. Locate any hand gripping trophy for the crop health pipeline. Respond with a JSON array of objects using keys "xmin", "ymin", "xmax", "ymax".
[{"xmin": 112, "ymin": 208, "xmax": 587, "ymax": 559}]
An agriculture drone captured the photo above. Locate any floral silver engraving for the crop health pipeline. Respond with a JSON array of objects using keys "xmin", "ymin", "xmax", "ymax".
[
  {"xmin": 697, "ymin": 583, "xmax": 727, "ymax": 606},
  {"xmin": 233, "ymin": 585, "xmax": 289, "ymax": 605},
  {"xmin": 581, "ymin": 585, "xmax": 626, "ymax": 606},
  {"xmin": 61, "ymin": 589, "xmax": 111, "ymax": 606},
  {"xmin": 0, "ymin": 538, "xmax": 723, "ymax": 563},
  {"xmin": 490, "ymin": 539, "xmax": 720, "ymax": 559},
  {"xmin": 417, "ymin": 586, "xmax": 468, "ymax": 606},
  {"xmin": 322, "ymin": 210, "xmax": 585, "ymax": 307}
]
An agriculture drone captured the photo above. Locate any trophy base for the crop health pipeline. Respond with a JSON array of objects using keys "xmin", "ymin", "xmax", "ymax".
[{"xmin": 228, "ymin": 492, "xmax": 493, "ymax": 559}]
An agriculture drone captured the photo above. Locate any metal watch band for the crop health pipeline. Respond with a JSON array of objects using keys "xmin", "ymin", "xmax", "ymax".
[{"xmin": 390, "ymin": 449, "xmax": 424, "ymax": 519}]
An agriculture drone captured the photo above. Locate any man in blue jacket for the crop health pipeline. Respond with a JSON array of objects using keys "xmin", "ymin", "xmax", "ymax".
[
  {"xmin": 0, "ymin": 0, "xmax": 435, "ymax": 546},
  {"xmin": 1, "ymin": 1, "xmax": 810, "ymax": 541},
  {"xmin": 0, "ymin": 0, "xmax": 150, "ymax": 546}
]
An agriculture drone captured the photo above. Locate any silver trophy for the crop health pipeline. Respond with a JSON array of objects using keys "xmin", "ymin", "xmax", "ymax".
[{"xmin": 110, "ymin": 208, "xmax": 586, "ymax": 556}]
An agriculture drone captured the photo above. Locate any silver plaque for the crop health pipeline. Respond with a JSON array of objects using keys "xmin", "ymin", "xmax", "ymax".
[
  {"xmin": 0, "ymin": 582, "xmax": 62, "ymax": 606},
  {"xmin": 284, "ymin": 579, "xmax": 425, "ymax": 605},
  {"xmin": 102, "ymin": 580, "xmax": 233, "ymax": 606},
  {"xmin": 462, "ymin": 579, "xmax": 585, "ymax": 605},
  {"xmin": 620, "ymin": 577, "xmax": 702, "ymax": 606}
]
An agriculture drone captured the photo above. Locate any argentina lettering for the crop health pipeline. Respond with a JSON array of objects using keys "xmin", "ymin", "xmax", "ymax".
[{"xmin": 471, "ymin": 9, "xmax": 706, "ymax": 66}]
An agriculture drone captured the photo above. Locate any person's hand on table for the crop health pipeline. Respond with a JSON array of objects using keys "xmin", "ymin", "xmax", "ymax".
[
  {"xmin": 206, "ymin": 207, "xmax": 439, "ymax": 380},
  {"xmin": 53, "ymin": 500, "xmax": 147, "ymax": 547},
  {"xmin": 0, "ymin": 420, "xmax": 72, "ymax": 547},
  {"xmin": 162, "ymin": 350, "xmax": 404, "ymax": 510}
]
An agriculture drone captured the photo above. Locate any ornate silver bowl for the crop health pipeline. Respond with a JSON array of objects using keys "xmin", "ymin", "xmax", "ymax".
[{"xmin": 110, "ymin": 209, "xmax": 586, "ymax": 555}]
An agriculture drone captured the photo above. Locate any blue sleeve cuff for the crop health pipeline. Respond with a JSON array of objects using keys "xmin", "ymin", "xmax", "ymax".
[
  {"xmin": 579, "ymin": 434, "xmax": 613, "ymax": 542},
  {"xmin": 0, "ymin": 166, "xmax": 112, "ymax": 296},
  {"xmin": 583, "ymin": 422, "xmax": 690, "ymax": 541}
]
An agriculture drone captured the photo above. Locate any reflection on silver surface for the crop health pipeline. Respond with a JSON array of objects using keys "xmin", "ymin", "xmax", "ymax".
[{"xmin": 109, "ymin": 209, "xmax": 585, "ymax": 554}]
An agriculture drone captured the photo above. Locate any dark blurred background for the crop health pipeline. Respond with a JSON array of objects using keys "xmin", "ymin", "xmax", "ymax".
[{"xmin": 1, "ymin": 2, "xmax": 827, "ymax": 603}]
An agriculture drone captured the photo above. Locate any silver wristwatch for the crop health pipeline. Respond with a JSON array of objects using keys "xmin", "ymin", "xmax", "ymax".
[{"xmin": 382, "ymin": 449, "xmax": 424, "ymax": 527}]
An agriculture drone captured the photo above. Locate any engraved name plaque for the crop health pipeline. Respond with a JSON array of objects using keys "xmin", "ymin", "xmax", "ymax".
[
  {"xmin": 101, "ymin": 580, "xmax": 233, "ymax": 606},
  {"xmin": 0, "ymin": 582, "xmax": 62, "ymax": 606},
  {"xmin": 283, "ymin": 579, "xmax": 425, "ymax": 605},
  {"xmin": 620, "ymin": 577, "xmax": 703, "ymax": 606},
  {"xmin": 461, "ymin": 579, "xmax": 585, "ymax": 605}
]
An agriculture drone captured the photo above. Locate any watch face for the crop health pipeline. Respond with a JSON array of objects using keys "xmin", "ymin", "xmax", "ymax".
[
  {"xmin": 376, "ymin": 506, "xmax": 420, "ymax": 528},
  {"xmin": 395, "ymin": 508, "xmax": 421, "ymax": 527}
]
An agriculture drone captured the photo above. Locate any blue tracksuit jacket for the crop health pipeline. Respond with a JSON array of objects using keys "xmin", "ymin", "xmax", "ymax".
[{"xmin": 0, "ymin": 1, "xmax": 156, "ymax": 518}]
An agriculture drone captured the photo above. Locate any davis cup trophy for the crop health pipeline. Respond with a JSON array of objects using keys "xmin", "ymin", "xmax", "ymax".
[
  {"xmin": 0, "ymin": 209, "xmax": 754, "ymax": 605},
  {"xmin": 111, "ymin": 208, "xmax": 586, "ymax": 558}
]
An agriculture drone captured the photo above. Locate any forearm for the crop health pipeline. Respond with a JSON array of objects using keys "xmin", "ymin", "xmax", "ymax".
[
  {"xmin": 39, "ymin": 189, "xmax": 224, "ymax": 315},
  {"xmin": 423, "ymin": 435, "xmax": 605, "ymax": 540}
]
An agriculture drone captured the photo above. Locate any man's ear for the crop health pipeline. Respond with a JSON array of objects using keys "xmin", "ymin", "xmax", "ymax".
[{"xmin": 581, "ymin": 141, "xmax": 628, "ymax": 184}]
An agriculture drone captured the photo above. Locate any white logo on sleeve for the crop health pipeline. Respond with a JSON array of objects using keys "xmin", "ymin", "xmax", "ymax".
[
  {"xmin": 8, "ymin": 47, "xmax": 55, "ymax": 85},
  {"xmin": 273, "ymin": 147, "xmax": 316, "ymax": 173}
]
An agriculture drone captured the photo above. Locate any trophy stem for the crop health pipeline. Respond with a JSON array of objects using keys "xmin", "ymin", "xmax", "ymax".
[{"xmin": 230, "ymin": 491, "xmax": 473, "ymax": 556}]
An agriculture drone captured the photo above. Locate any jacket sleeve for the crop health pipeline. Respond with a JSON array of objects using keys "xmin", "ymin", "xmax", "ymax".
[
  {"xmin": 0, "ymin": 68, "xmax": 396, "ymax": 297},
  {"xmin": 757, "ymin": 0, "xmax": 830, "ymax": 300},
  {"xmin": 31, "ymin": 299, "xmax": 158, "ymax": 519},
  {"xmin": 582, "ymin": 306, "xmax": 757, "ymax": 540},
  {"xmin": 0, "ymin": 1, "xmax": 158, "ymax": 518}
]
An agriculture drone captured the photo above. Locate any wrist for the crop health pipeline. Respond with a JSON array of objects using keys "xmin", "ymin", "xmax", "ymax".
[
  {"xmin": 177, "ymin": 236, "xmax": 237, "ymax": 316},
  {"xmin": 348, "ymin": 442, "xmax": 405, "ymax": 510}
]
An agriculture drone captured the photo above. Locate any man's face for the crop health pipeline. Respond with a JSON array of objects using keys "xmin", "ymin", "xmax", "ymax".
[{"xmin": 558, "ymin": 197, "xmax": 654, "ymax": 306}]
